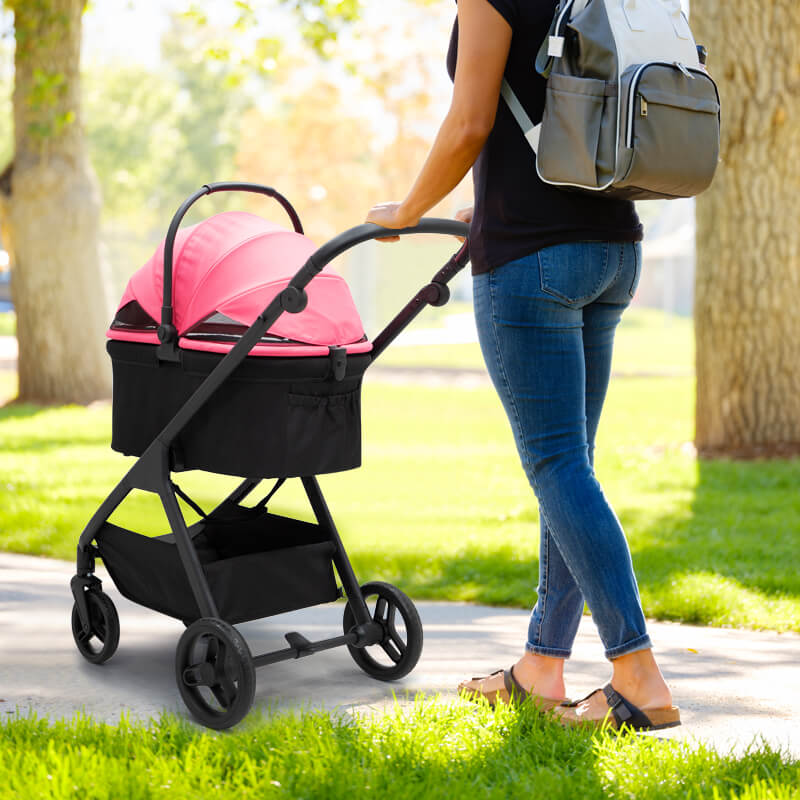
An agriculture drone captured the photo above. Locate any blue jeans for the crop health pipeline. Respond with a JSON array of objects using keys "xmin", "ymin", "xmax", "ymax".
[{"xmin": 473, "ymin": 241, "xmax": 651, "ymax": 660}]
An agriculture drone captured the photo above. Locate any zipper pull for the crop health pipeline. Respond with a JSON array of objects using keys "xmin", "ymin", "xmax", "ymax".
[
  {"xmin": 674, "ymin": 61, "xmax": 694, "ymax": 79},
  {"xmin": 640, "ymin": 97, "xmax": 648, "ymax": 117}
]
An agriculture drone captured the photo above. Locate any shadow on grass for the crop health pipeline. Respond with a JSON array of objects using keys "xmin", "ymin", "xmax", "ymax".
[
  {"xmin": 629, "ymin": 458, "xmax": 800, "ymax": 628},
  {"xmin": 349, "ymin": 458, "xmax": 800, "ymax": 631},
  {"xmin": 0, "ymin": 401, "xmax": 43, "ymax": 421}
]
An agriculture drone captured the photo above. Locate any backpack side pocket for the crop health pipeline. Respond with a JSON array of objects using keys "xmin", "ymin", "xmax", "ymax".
[{"xmin": 537, "ymin": 73, "xmax": 608, "ymax": 189}]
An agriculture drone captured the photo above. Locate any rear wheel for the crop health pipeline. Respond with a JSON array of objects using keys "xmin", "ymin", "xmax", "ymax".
[
  {"xmin": 343, "ymin": 581, "xmax": 423, "ymax": 681},
  {"xmin": 71, "ymin": 591, "xmax": 120, "ymax": 665},
  {"xmin": 175, "ymin": 618, "xmax": 255, "ymax": 730}
]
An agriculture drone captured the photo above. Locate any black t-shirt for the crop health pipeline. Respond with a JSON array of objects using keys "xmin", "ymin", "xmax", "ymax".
[{"xmin": 447, "ymin": 0, "xmax": 643, "ymax": 274}]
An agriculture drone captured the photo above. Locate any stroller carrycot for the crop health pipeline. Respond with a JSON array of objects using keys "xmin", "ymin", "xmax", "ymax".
[
  {"xmin": 70, "ymin": 182, "xmax": 470, "ymax": 730},
  {"xmin": 107, "ymin": 210, "xmax": 371, "ymax": 478}
]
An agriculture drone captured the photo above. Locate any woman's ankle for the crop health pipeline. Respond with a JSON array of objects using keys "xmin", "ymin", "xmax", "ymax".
[
  {"xmin": 513, "ymin": 651, "xmax": 567, "ymax": 699},
  {"xmin": 610, "ymin": 648, "xmax": 672, "ymax": 709}
]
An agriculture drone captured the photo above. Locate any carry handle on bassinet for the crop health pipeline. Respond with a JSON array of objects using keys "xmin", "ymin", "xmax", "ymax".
[{"xmin": 158, "ymin": 182, "xmax": 304, "ymax": 360}]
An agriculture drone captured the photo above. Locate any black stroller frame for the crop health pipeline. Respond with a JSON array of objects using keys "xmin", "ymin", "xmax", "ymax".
[{"xmin": 70, "ymin": 182, "xmax": 470, "ymax": 728}]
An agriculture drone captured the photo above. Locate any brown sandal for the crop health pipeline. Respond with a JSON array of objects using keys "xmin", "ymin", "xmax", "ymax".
[
  {"xmin": 457, "ymin": 667, "xmax": 566, "ymax": 711},
  {"xmin": 555, "ymin": 684, "xmax": 681, "ymax": 731}
]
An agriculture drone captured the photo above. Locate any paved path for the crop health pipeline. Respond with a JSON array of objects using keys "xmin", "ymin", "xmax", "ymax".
[{"xmin": 1, "ymin": 552, "xmax": 798, "ymax": 757}]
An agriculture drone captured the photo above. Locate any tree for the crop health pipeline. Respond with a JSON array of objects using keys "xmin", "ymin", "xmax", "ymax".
[
  {"xmin": 0, "ymin": 0, "xmax": 363, "ymax": 404},
  {"xmin": 691, "ymin": 1, "xmax": 800, "ymax": 458},
  {"xmin": 0, "ymin": 0, "xmax": 111, "ymax": 403}
]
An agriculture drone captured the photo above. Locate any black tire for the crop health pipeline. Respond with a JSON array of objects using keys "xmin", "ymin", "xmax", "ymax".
[
  {"xmin": 343, "ymin": 581, "xmax": 423, "ymax": 681},
  {"xmin": 71, "ymin": 590, "xmax": 120, "ymax": 665},
  {"xmin": 175, "ymin": 618, "xmax": 256, "ymax": 730}
]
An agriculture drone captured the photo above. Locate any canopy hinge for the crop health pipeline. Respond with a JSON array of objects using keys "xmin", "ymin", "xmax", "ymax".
[{"xmin": 329, "ymin": 346, "xmax": 347, "ymax": 381}]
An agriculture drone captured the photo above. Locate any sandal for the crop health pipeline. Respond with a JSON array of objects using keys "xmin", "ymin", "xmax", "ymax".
[
  {"xmin": 555, "ymin": 683, "xmax": 681, "ymax": 731},
  {"xmin": 457, "ymin": 667, "xmax": 565, "ymax": 711}
]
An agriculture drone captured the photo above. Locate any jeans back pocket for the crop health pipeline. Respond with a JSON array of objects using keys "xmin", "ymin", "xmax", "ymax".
[{"xmin": 538, "ymin": 242, "xmax": 611, "ymax": 306}]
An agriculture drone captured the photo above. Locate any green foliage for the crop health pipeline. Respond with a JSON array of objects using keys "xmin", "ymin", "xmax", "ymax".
[
  {"xmin": 82, "ymin": 12, "xmax": 254, "ymax": 290},
  {"xmin": 0, "ymin": 702, "xmax": 798, "ymax": 799},
  {"xmin": 0, "ymin": 312, "xmax": 14, "ymax": 335}
]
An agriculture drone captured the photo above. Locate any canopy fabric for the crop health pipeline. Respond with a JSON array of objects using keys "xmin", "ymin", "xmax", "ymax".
[{"xmin": 109, "ymin": 212, "xmax": 369, "ymax": 353}]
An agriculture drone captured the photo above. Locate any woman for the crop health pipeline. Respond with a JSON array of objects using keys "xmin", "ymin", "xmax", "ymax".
[{"xmin": 365, "ymin": 0, "xmax": 679, "ymax": 730}]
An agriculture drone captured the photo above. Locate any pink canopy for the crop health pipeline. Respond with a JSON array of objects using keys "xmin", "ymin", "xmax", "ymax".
[{"xmin": 108, "ymin": 211, "xmax": 371, "ymax": 357}]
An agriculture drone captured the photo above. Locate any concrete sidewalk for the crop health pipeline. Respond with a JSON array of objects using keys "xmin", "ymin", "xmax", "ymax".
[{"xmin": 1, "ymin": 551, "xmax": 798, "ymax": 756}]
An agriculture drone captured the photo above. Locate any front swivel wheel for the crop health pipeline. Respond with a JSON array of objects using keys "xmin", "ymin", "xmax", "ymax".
[
  {"xmin": 176, "ymin": 618, "xmax": 255, "ymax": 730},
  {"xmin": 343, "ymin": 581, "xmax": 423, "ymax": 681},
  {"xmin": 71, "ymin": 590, "xmax": 120, "ymax": 665}
]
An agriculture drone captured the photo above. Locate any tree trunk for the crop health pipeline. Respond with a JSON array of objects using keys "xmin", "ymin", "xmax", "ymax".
[
  {"xmin": 691, "ymin": 1, "xmax": 800, "ymax": 458},
  {"xmin": 0, "ymin": 0, "xmax": 112, "ymax": 404}
]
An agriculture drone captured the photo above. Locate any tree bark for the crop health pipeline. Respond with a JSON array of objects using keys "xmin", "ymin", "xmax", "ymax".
[
  {"xmin": 691, "ymin": 0, "xmax": 800, "ymax": 458},
  {"xmin": 1, "ymin": 0, "xmax": 112, "ymax": 404}
]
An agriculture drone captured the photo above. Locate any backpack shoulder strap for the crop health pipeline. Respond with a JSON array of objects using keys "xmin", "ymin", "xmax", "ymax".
[{"xmin": 501, "ymin": 79, "xmax": 541, "ymax": 154}]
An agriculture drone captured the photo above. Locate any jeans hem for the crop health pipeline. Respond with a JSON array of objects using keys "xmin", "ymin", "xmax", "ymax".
[
  {"xmin": 605, "ymin": 633, "xmax": 652, "ymax": 661},
  {"xmin": 525, "ymin": 642, "xmax": 571, "ymax": 659}
]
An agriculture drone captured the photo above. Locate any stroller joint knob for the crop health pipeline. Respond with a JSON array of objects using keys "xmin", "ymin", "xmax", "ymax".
[
  {"xmin": 279, "ymin": 286, "xmax": 308, "ymax": 314},
  {"xmin": 157, "ymin": 323, "xmax": 177, "ymax": 344}
]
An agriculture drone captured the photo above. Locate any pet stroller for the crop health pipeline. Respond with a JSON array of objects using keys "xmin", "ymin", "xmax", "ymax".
[{"xmin": 70, "ymin": 182, "xmax": 470, "ymax": 729}]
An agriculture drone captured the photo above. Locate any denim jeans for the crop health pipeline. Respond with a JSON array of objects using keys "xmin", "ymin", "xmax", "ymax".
[{"xmin": 473, "ymin": 241, "xmax": 651, "ymax": 660}]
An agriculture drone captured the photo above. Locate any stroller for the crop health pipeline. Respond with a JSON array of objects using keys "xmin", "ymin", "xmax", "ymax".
[{"xmin": 70, "ymin": 182, "xmax": 470, "ymax": 729}]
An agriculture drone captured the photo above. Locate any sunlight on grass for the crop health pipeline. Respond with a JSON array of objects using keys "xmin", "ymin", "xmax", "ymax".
[
  {"xmin": 2, "ymin": 372, "xmax": 800, "ymax": 632},
  {"xmin": 0, "ymin": 312, "xmax": 15, "ymax": 338},
  {"xmin": 377, "ymin": 307, "xmax": 694, "ymax": 375},
  {"xmin": 1, "ymin": 700, "xmax": 798, "ymax": 799}
]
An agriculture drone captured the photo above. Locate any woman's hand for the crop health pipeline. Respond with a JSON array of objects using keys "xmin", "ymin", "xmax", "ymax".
[
  {"xmin": 454, "ymin": 205, "xmax": 473, "ymax": 242},
  {"xmin": 365, "ymin": 201, "xmax": 420, "ymax": 243}
]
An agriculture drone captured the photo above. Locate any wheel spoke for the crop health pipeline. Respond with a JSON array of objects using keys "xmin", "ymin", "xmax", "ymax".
[
  {"xmin": 381, "ymin": 639, "xmax": 403, "ymax": 664},
  {"xmin": 374, "ymin": 596, "xmax": 388, "ymax": 624},
  {"xmin": 194, "ymin": 636, "xmax": 210, "ymax": 667},
  {"xmin": 210, "ymin": 676, "xmax": 237, "ymax": 709},
  {"xmin": 389, "ymin": 627, "xmax": 407, "ymax": 655}
]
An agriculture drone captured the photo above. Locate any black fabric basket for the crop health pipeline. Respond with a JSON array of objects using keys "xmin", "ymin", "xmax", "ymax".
[
  {"xmin": 108, "ymin": 340, "xmax": 370, "ymax": 478},
  {"xmin": 96, "ymin": 504, "xmax": 341, "ymax": 624}
]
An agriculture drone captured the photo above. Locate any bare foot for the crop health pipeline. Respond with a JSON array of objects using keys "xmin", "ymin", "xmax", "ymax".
[{"xmin": 554, "ymin": 648, "xmax": 675, "ymax": 727}]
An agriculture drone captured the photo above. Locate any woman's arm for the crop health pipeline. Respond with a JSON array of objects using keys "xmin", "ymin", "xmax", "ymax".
[{"xmin": 365, "ymin": 0, "xmax": 512, "ymax": 238}]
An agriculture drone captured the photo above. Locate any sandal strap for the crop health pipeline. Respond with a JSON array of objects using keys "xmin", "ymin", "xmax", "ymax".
[
  {"xmin": 469, "ymin": 668, "xmax": 503, "ymax": 681},
  {"xmin": 602, "ymin": 684, "xmax": 654, "ymax": 729},
  {"xmin": 503, "ymin": 667, "xmax": 526, "ymax": 698},
  {"xmin": 560, "ymin": 687, "xmax": 602, "ymax": 708}
]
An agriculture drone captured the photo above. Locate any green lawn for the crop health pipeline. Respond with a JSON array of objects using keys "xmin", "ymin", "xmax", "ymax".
[
  {"xmin": 2, "ymin": 702, "xmax": 798, "ymax": 800},
  {"xmin": 377, "ymin": 306, "xmax": 694, "ymax": 376},
  {"xmin": 0, "ymin": 311, "xmax": 15, "ymax": 337},
  {"xmin": 2, "ymin": 369, "xmax": 800, "ymax": 632}
]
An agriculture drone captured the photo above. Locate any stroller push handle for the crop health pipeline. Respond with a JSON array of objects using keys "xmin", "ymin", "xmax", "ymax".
[
  {"xmin": 288, "ymin": 219, "xmax": 470, "ymax": 292},
  {"xmin": 286, "ymin": 220, "xmax": 471, "ymax": 363},
  {"xmin": 158, "ymin": 182, "xmax": 304, "ymax": 360}
]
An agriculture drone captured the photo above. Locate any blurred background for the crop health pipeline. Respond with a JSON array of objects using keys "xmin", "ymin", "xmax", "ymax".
[{"xmin": 0, "ymin": 0, "xmax": 694, "ymax": 346}]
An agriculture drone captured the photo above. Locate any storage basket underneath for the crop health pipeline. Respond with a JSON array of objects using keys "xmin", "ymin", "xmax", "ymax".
[{"xmin": 96, "ymin": 505, "xmax": 340, "ymax": 624}]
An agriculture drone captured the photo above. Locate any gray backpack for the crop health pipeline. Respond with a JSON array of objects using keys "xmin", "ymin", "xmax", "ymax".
[{"xmin": 501, "ymin": 0, "xmax": 721, "ymax": 200}]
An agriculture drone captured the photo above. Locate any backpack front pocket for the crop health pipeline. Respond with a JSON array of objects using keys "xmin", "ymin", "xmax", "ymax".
[
  {"xmin": 618, "ymin": 63, "xmax": 720, "ymax": 198},
  {"xmin": 537, "ymin": 73, "xmax": 610, "ymax": 188}
]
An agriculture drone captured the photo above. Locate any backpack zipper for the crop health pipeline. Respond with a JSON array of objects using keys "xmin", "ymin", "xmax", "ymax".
[{"xmin": 626, "ymin": 61, "xmax": 719, "ymax": 148}]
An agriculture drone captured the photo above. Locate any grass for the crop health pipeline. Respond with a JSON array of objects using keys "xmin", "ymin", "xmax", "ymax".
[
  {"xmin": 0, "ymin": 311, "xmax": 14, "ymax": 337},
  {"xmin": 2, "ymin": 370, "xmax": 800, "ymax": 632},
  {"xmin": 377, "ymin": 306, "xmax": 694, "ymax": 376},
  {"xmin": 1, "ymin": 701, "xmax": 799, "ymax": 800}
]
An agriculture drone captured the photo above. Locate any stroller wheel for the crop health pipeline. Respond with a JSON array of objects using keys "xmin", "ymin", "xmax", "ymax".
[
  {"xmin": 175, "ymin": 618, "xmax": 255, "ymax": 730},
  {"xmin": 70, "ymin": 590, "xmax": 120, "ymax": 665},
  {"xmin": 343, "ymin": 581, "xmax": 423, "ymax": 681}
]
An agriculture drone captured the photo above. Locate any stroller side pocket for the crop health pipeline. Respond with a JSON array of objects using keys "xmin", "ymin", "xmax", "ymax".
[{"xmin": 285, "ymin": 388, "xmax": 361, "ymax": 475}]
